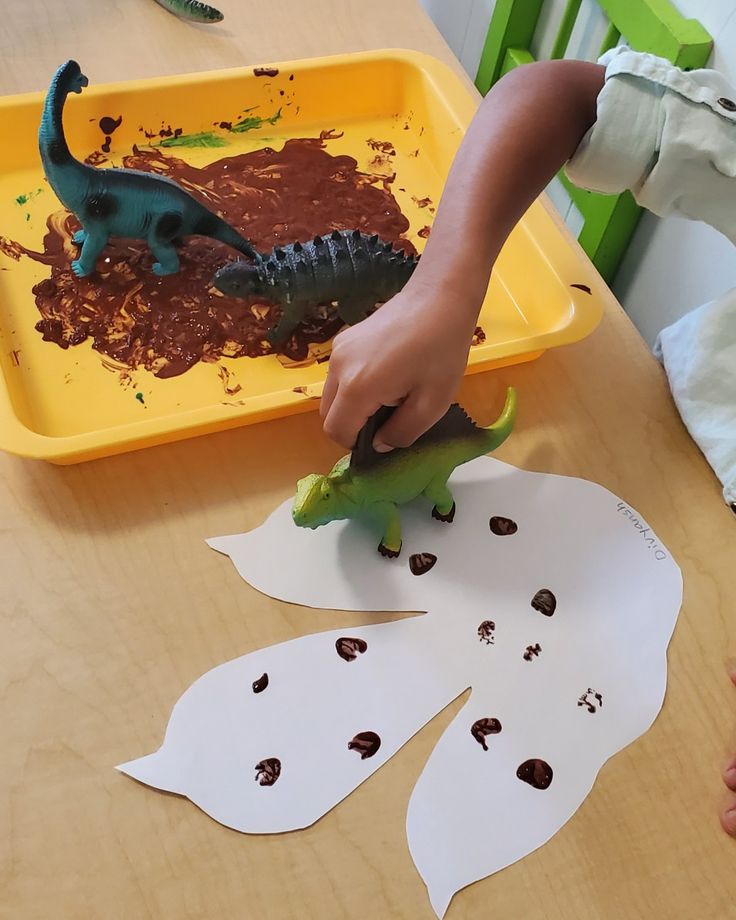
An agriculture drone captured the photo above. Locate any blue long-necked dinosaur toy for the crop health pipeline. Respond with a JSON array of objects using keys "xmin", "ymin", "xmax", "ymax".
[{"xmin": 39, "ymin": 60, "xmax": 259, "ymax": 277}]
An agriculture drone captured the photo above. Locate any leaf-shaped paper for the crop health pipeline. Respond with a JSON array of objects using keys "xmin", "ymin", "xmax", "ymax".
[
  {"xmin": 119, "ymin": 457, "xmax": 681, "ymax": 917},
  {"xmin": 118, "ymin": 614, "xmax": 467, "ymax": 833}
]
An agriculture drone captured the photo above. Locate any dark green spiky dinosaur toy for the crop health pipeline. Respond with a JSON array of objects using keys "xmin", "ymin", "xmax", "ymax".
[{"xmin": 212, "ymin": 230, "xmax": 418, "ymax": 343}]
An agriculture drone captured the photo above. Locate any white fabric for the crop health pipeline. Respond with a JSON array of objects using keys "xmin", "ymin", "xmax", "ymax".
[
  {"xmin": 566, "ymin": 48, "xmax": 736, "ymax": 507},
  {"xmin": 654, "ymin": 290, "xmax": 736, "ymax": 507}
]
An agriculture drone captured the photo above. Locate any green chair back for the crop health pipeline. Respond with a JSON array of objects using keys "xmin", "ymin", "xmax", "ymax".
[{"xmin": 475, "ymin": 0, "xmax": 713, "ymax": 282}]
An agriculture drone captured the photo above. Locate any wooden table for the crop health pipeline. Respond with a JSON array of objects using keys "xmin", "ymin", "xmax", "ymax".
[{"xmin": 2, "ymin": 2, "xmax": 735, "ymax": 917}]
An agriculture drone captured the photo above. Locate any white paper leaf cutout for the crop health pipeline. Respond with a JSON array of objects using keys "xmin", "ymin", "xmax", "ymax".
[
  {"xmin": 118, "ymin": 615, "xmax": 467, "ymax": 833},
  {"xmin": 119, "ymin": 457, "xmax": 682, "ymax": 917}
]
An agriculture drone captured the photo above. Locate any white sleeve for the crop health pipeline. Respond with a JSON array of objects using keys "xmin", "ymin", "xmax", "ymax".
[{"xmin": 565, "ymin": 47, "xmax": 736, "ymax": 244}]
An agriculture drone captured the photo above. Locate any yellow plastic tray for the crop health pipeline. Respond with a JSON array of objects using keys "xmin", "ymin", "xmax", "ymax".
[{"xmin": 0, "ymin": 49, "xmax": 603, "ymax": 464}]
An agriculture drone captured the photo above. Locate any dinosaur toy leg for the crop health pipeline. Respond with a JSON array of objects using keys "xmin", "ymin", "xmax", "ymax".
[
  {"xmin": 337, "ymin": 295, "xmax": 375, "ymax": 326},
  {"xmin": 72, "ymin": 229, "xmax": 87, "ymax": 245},
  {"xmin": 368, "ymin": 501, "xmax": 403, "ymax": 558},
  {"xmin": 266, "ymin": 301, "xmax": 307, "ymax": 345},
  {"xmin": 71, "ymin": 227, "xmax": 108, "ymax": 277},
  {"xmin": 147, "ymin": 212, "xmax": 185, "ymax": 276},
  {"xmin": 148, "ymin": 236, "xmax": 181, "ymax": 276},
  {"xmin": 423, "ymin": 477, "xmax": 457, "ymax": 523}
]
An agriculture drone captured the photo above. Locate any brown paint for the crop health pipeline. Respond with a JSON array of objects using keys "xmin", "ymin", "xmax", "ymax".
[
  {"xmin": 252, "ymin": 672, "xmax": 269, "ymax": 693},
  {"xmin": 254, "ymin": 757, "xmax": 281, "ymax": 785},
  {"xmin": 516, "ymin": 758, "xmax": 553, "ymax": 789},
  {"xmin": 218, "ymin": 365, "xmax": 241, "ymax": 395},
  {"xmin": 571, "ymin": 283, "xmax": 592, "ymax": 294},
  {"xmin": 367, "ymin": 138, "xmax": 396, "ymax": 155},
  {"xmin": 85, "ymin": 151, "xmax": 109, "ymax": 166},
  {"xmin": 471, "ymin": 717, "xmax": 502, "ymax": 750},
  {"xmin": 335, "ymin": 637, "xmax": 368, "ymax": 662},
  {"xmin": 477, "ymin": 620, "xmax": 495, "ymax": 645},
  {"xmin": 577, "ymin": 687, "xmax": 603, "ymax": 713},
  {"xmin": 99, "ymin": 115, "xmax": 122, "ymax": 135},
  {"xmin": 489, "ymin": 516, "xmax": 518, "ymax": 536},
  {"xmin": 409, "ymin": 552, "xmax": 437, "ymax": 575},
  {"xmin": 10, "ymin": 137, "xmax": 414, "ymax": 376},
  {"xmin": 139, "ymin": 123, "xmax": 182, "ymax": 140},
  {"xmin": 531, "ymin": 589, "xmax": 556, "ymax": 617},
  {"xmin": 348, "ymin": 731, "xmax": 381, "ymax": 759},
  {"xmin": 254, "ymin": 67, "xmax": 280, "ymax": 77}
]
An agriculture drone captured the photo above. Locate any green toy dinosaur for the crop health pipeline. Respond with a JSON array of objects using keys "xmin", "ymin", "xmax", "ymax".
[
  {"xmin": 39, "ymin": 61, "xmax": 259, "ymax": 277},
  {"xmin": 292, "ymin": 388, "xmax": 517, "ymax": 557},
  {"xmin": 153, "ymin": 0, "xmax": 223, "ymax": 22}
]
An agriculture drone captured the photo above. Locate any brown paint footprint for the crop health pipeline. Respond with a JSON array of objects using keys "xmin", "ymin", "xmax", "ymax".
[
  {"xmin": 471, "ymin": 718, "xmax": 502, "ymax": 751},
  {"xmin": 516, "ymin": 759, "xmax": 553, "ymax": 789},
  {"xmin": 255, "ymin": 757, "xmax": 281, "ymax": 786},
  {"xmin": 348, "ymin": 731, "xmax": 381, "ymax": 759}
]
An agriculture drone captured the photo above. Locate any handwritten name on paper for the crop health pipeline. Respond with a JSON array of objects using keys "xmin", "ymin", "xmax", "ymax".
[{"xmin": 616, "ymin": 502, "xmax": 667, "ymax": 561}]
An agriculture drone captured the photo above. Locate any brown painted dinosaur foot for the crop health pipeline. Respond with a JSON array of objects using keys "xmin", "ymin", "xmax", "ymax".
[
  {"xmin": 378, "ymin": 541, "xmax": 402, "ymax": 558},
  {"xmin": 432, "ymin": 503, "xmax": 456, "ymax": 524}
]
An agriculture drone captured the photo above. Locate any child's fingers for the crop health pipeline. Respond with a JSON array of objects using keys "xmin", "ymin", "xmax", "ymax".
[
  {"xmin": 727, "ymin": 659, "xmax": 736, "ymax": 685},
  {"xmin": 322, "ymin": 388, "xmax": 376, "ymax": 449},
  {"xmin": 723, "ymin": 758, "xmax": 736, "ymax": 791},
  {"xmin": 720, "ymin": 803, "xmax": 736, "ymax": 837},
  {"xmin": 319, "ymin": 369, "xmax": 338, "ymax": 420},
  {"xmin": 373, "ymin": 389, "xmax": 449, "ymax": 451}
]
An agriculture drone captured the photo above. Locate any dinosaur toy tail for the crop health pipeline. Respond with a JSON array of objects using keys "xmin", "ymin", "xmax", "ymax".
[
  {"xmin": 484, "ymin": 387, "xmax": 517, "ymax": 452},
  {"xmin": 195, "ymin": 212, "xmax": 261, "ymax": 262}
]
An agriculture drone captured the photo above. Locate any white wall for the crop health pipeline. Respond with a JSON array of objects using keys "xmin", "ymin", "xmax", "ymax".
[
  {"xmin": 418, "ymin": 0, "xmax": 736, "ymax": 345},
  {"xmin": 419, "ymin": 0, "xmax": 495, "ymax": 76}
]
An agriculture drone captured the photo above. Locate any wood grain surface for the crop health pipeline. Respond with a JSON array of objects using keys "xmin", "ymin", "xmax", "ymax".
[{"xmin": 1, "ymin": 1, "xmax": 735, "ymax": 917}]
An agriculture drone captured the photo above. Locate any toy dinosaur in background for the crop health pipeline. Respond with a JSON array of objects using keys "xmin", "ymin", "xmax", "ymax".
[
  {"xmin": 213, "ymin": 230, "xmax": 419, "ymax": 343},
  {"xmin": 292, "ymin": 388, "xmax": 517, "ymax": 557},
  {"xmin": 39, "ymin": 61, "xmax": 259, "ymax": 277},
  {"xmin": 153, "ymin": 0, "xmax": 223, "ymax": 22}
]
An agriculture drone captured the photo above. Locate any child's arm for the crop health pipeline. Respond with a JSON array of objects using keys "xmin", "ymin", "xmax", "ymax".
[{"xmin": 320, "ymin": 59, "xmax": 605, "ymax": 450}]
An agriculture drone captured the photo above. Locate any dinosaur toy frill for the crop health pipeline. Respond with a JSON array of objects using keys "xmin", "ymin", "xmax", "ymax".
[
  {"xmin": 292, "ymin": 388, "xmax": 517, "ymax": 557},
  {"xmin": 38, "ymin": 61, "xmax": 259, "ymax": 278}
]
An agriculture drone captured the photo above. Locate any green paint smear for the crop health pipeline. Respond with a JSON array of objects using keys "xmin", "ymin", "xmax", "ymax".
[
  {"xmin": 15, "ymin": 188, "xmax": 43, "ymax": 206},
  {"xmin": 230, "ymin": 108, "xmax": 282, "ymax": 133},
  {"xmin": 151, "ymin": 106, "xmax": 282, "ymax": 150},
  {"xmin": 135, "ymin": 392, "xmax": 145, "ymax": 404},
  {"xmin": 159, "ymin": 131, "xmax": 229, "ymax": 148}
]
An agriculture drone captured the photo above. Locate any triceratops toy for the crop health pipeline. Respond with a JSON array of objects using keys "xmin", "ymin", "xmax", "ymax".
[{"xmin": 292, "ymin": 388, "xmax": 517, "ymax": 557}]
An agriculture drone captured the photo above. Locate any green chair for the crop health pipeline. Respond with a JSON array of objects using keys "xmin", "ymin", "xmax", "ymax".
[{"xmin": 474, "ymin": 0, "xmax": 713, "ymax": 282}]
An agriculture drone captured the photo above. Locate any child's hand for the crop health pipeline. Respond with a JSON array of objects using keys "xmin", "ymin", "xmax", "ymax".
[
  {"xmin": 320, "ymin": 280, "xmax": 476, "ymax": 451},
  {"xmin": 320, "ymin": 59, "xmax": 603, "ymax": 452}
]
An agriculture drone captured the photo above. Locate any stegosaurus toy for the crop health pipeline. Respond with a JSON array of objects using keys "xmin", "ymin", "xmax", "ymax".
[{"xmin": 292, "ymin": 388, "xmax": 517, "ymax": 557}]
